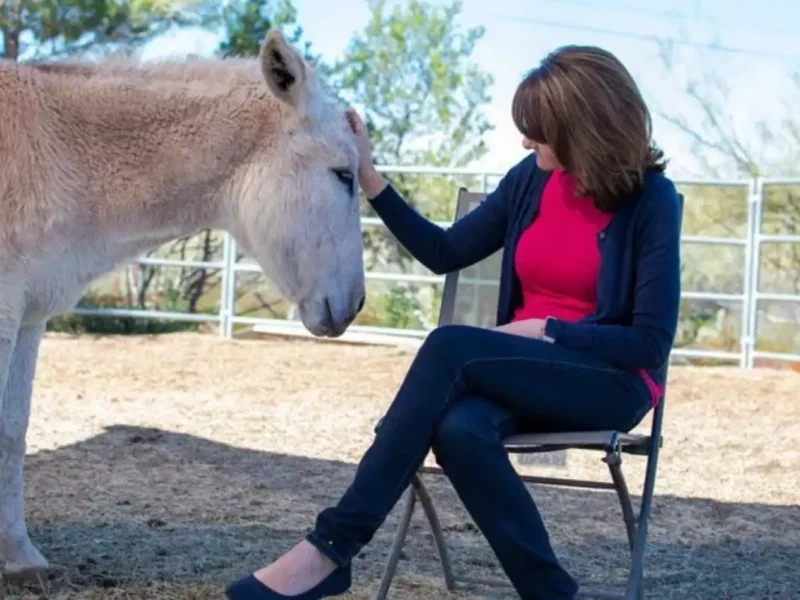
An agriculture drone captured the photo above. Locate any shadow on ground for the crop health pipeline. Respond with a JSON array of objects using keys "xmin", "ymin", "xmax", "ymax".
[{"xmin": 4, "ymin": 425, "xmax": 799, "ymax": 599}]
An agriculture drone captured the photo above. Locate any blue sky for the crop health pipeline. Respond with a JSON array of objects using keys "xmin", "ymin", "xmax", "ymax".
[{"xmin": 142, "ymin": 0, "xmax": 800, "ymax": 176}]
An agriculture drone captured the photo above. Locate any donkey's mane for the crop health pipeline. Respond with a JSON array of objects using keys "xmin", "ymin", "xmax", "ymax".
[
  {"xmin": 28, "ymin": 55, "xmax": 265, "ymax": 93},
  {"xmin": 26, "ymin": 54, "xmax": 337, "ymax": 117}
]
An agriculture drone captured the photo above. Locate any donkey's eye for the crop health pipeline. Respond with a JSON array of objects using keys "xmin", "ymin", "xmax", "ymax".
[{"xmin": 332, "ymin": 168, "xmax": 355, "ymax": 194}]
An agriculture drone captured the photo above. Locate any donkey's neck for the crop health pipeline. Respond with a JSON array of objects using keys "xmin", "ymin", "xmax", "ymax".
[{"xmin": 45, "ymin": 75, "xmax": 280, "ymax": 252}]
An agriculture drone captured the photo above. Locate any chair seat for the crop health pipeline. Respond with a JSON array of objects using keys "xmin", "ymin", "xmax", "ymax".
[{"xmin": 503, "ymin": 430, "xmax": 653, "ymax": 455}]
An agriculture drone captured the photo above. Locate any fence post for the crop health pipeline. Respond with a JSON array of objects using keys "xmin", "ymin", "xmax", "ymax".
[
  {"xmin": 218, "ymin": 232, "xmax": 237, "ymax": 338},
  {"xmin": 227, "ymin": 235, "xmax": 238, "ymax": 338},
  {"xmin": 743, "ymin": 177, "xmax": 764, "ymax": 368},
  {"xmin": 740, "ymin": 180, "xmax": 755, "ymax": 368}
]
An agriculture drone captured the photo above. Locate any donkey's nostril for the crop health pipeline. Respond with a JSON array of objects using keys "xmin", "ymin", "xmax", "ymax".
[{"xmin": 324, "ymin": 298, "xmax": 335, "ymax": 328}]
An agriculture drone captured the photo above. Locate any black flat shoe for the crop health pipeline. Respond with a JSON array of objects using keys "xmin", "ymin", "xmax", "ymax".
[{"xmin": 225, "ymin": 565, "xmax": 352, "ymax": 600}]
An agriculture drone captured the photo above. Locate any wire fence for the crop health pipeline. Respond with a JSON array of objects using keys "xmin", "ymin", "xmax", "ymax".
[{"xmin": 67, "ymin": 168, "xmax": 800, "ymax": 368}]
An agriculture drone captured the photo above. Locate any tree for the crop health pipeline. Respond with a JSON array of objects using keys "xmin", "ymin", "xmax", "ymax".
[
  {"xmin": 655, "ymin": 43, "xmax": 800, "ymax": 180},
  {"xmin": 0, "ymin": 0, "xmax": 202, "ymax": 61},
  {"xmin": 326, "ymin": 0, "xmax": 494, "ymax": 287},
  {"xmin": 655, "ymin": 33, "xmax": 800, "ymax": 358},
  {"xmin": 330, "ymin": 0, "xmax": 493, "ymax": 170},
  {"xmin": 217, "ymin": 0, "xmax": 317, "ymax": 61}
]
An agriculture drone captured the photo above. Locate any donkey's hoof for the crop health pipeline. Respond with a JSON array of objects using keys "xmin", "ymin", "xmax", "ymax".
[{"xmin": 2, "ymin": 561, "xmax": 66, "ymax": 592}]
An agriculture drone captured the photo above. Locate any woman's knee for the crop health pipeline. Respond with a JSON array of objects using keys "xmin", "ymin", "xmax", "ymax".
[
  {"xmin": 418, "ymin": 324, "xmax": 475, "ymax": 360},
  {"xmin": 432, "ymin": 398, "xmax": 509, "ymax": 464}
]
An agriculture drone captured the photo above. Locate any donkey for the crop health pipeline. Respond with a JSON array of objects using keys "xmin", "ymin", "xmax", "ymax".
[{"xmin": 0, "ymin": 29, "xmax": 366, "ymax": 580}]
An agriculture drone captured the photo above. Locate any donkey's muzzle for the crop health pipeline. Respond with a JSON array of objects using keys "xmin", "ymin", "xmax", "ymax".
[{"xmin": 322, "ymin": 293, "xmax": 365, "ymax": 337}]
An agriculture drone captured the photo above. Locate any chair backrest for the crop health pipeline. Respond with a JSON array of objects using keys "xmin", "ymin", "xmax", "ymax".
[
  {"xmin": 436, "ymin": 188, "xmax": 685, "ymax": 441},
  {"xmin": 437, "ymin": 189, "xmax": 504, "ymax": 328}
]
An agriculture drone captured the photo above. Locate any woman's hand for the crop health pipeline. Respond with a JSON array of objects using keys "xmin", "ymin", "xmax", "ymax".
[
  {"xmin": 493, "ymin": 318, "xmax": 552, "ymax": 341},
  {"xmin": 346, "ymin": 108, "xmax": 387, "ymax": 199}
]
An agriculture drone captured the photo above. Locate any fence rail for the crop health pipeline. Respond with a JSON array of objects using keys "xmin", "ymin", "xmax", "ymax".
[{"xmin": 67, "ymin": 169, "xmax": 800, "ymax": 368}]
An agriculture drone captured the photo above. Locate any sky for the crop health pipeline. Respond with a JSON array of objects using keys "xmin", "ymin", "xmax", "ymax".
[{"xmin": 141, "ymin": 0, "xmax": 800, "ymax": 177}]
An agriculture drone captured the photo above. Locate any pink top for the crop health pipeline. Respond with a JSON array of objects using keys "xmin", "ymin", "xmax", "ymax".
[
  {"xmin": 511, "ymin": 169, "xmax": 662, "ymax": 406},
  {"xmin": 512, "ymin": 169, "xmax": 612, "ymax": 322}
]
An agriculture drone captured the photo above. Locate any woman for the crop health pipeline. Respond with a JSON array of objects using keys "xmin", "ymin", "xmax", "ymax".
[{"xmin": 226, "ymin": 44, "xmax": 681, "ymax": 600}]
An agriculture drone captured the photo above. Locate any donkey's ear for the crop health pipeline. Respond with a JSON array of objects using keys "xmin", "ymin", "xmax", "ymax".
[{"xmin": 260, "ymin": 28, "xmax": 307, "ymax": 109}]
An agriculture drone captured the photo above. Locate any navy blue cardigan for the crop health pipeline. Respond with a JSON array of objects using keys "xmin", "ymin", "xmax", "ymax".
[{"xmin": 368, "ymin": 153, "xmax": 683, "ymax": 389}]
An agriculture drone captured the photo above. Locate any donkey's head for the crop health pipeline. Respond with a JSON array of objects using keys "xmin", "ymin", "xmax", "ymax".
[{"xmin": 230, "ymin": 30, "xmax": 365, "ymax": 337}]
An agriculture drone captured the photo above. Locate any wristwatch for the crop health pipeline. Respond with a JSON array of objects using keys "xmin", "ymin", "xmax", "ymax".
[{"xmin": 542, "ymin": 316, "xmax": 556, "ymax": 343}]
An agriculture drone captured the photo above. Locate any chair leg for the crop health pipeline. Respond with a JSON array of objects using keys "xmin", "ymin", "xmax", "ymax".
[
  {"xmin": 412, "ymin": 474, "xmax": 457, "ymax": 591},
  {"xmin": 373, "ymin": 486, "xmax": 417, "ymax": 600},
  {"xmin": 624, "ymin": 444, "xmax": 661, "ymax": 600},
  {"xmin": 604, "ymin": 451, "xmax": 637, "ymax": 553}
]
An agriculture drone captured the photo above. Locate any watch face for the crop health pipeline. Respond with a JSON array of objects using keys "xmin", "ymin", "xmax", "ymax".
[{"xmin": 543, "ymin": 316, "xmax": 555, "ymax": 342}]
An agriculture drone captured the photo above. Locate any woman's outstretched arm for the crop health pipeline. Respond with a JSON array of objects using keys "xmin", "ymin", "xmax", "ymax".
[{"xmin": 349, "ymin": 109, "xmax": 513, "ymax": 275}]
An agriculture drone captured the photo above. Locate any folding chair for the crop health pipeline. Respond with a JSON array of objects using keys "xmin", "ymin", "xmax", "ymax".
[{"xmin": 372, "ymin": 189, "xmax": 684, "ymax": 600}]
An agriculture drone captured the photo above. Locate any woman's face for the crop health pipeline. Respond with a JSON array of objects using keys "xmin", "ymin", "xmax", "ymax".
[{"xmin": 522, "ymin": 138, "xmax": 563, "ymax": 171}]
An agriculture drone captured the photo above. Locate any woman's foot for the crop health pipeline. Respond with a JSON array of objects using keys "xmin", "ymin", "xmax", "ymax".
[
  {"xmin": 252, "ymin": 540, "xmax": 337, "ymax": 596},
  {"xmin": 226, "ymin": 562, "xmax": 350, "ymax": 600}
]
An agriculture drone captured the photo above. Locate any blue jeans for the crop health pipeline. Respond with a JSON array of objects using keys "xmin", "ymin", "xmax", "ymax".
[{"xmin": 307, "ymin": 324, "xmax": 652, "ymax": 599}]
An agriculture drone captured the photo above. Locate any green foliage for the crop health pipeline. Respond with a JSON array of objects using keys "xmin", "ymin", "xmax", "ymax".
[
  {"xmin": 428, "ymin": 283, "xmax": 444, "ymax": 327},
  {"xmin": 328, "ymin": 0, "xmax": 494, "ymax": 271},
  {"xmin": 1, "ymin": 0, "xmax": 201, "ymax": 60},
  {"xmin": 354, "ymin": 284, "xmax": 428, "ymax": 331},
  {"xmin": 47, "ymin": 290, "xmax": 199, "ymax": 335},
  {"xmin": 216, "ymin": 0, "xmax": 317, "ymax": 61},
  {"xmin": 382, "ymin": 286, "xmax": 424, "ymax": 330},
  {"xmin": 329, "ymin": 0, "xmax": 493, "ymax": 168}
]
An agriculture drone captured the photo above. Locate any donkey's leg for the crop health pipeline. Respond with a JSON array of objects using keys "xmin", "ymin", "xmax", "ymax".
[
  {"xmin": 0, "ymin": 281, "xmax": 23, "ymax": 410},
  {"xmin": 0, "ymin": 322, "xmax": 49, "ymax": 578}
]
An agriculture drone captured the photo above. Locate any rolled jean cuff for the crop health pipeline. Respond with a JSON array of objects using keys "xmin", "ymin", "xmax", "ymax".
[{"xmin": 305, "ymin": 531, "xmax": 351, "ymax": 568}]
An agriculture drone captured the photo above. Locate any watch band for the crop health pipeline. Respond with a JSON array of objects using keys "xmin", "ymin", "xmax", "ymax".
[{"xmin": 542, "ymin": 316, "xmax": 556, "ymax": 343}]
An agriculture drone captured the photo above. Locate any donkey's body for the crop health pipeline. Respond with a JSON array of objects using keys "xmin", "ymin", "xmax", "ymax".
[{"xmin": 0, "ymin": 31, "xmax": 365, "ymax": 578}]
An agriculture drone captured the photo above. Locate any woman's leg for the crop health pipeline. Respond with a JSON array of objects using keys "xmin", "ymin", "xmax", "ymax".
[
  {"xmin": 249, "ymin": 325, "xmax": 650, "ymax": 595},
  {"xmin": 309, "ymin": 325, "xmax": 650, "ymax": 564},
  {"xmin": 432, "ymin": 396, "xmax": 576, "ymax": 599}
]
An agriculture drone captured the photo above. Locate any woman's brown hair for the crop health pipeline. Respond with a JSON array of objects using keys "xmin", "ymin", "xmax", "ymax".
[{"xmin": 512, "ymin": 45, "xmax": 666, "ymax": 211}]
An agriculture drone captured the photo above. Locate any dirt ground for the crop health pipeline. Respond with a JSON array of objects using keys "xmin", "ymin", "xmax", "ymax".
[{"xmin": 2, "ymin": 332, "xmax": 799, "ymax": 600}]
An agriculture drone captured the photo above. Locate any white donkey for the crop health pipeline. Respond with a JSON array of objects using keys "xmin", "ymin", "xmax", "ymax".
[{"xmin": 0, "ymin": 29, "xmax": 365, "ymax": 580}]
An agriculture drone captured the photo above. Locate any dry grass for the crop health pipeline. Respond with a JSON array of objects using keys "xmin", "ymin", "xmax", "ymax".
[{"xmin": 2, "ymin": 332, "xmax": 799, "ymax": 599}]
